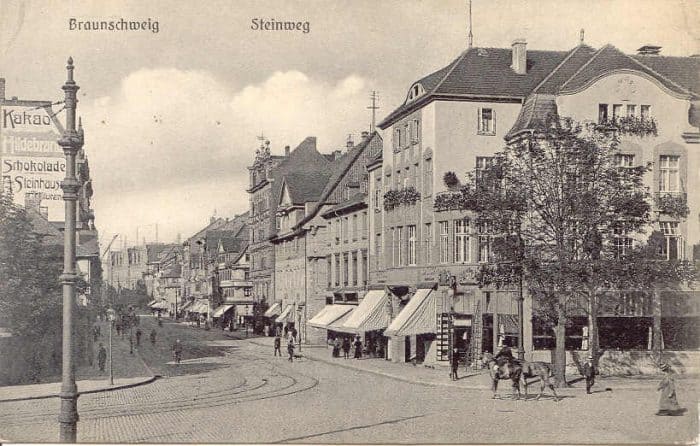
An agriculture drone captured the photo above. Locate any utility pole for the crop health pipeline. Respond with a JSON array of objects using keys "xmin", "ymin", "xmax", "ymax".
[
  {"xmin": 57, "ymin": 56, "xmax": 81, "ymax": 443},
  {"xmin": 367, "ymin": 91, "xmax": 379, "ymax": 133}
]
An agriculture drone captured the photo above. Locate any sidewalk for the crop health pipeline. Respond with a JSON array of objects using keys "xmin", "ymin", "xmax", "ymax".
[
  {"xmin": 248, "ymin": 337, "xmax": 696, "ymax": 392},
  {"xmin": 0, "ymin": 319, "xmax": 157, "ymax": 403}
]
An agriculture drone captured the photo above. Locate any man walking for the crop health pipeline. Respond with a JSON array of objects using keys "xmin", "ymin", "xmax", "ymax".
[
  {"xmin": 274, "ymin": 334, "xmax": 282, "ymax": 356},
  {"xmin": 287, "ymin": 337, "xmax": 295, "ymax": 362},
  {"xmin": 342, "ymin": 337, "xmax": 351, "ymax": 359},
  {"xmin": 450, "ymin": 348, "xmax": 460, "ymax": 381},
  {"xmin": 97, "ymin": 343, "xmax": 107, "ymax": 372},
  {"xmin": 172, "ymin": 339, "xmax": 183, "ymax": 364},
  {"xmin": 135, "ymin": 328, "xmax": 142, "ymax": 346},
  {"xmin": 583, "ymin": 354, "xmax": 596, "ymax": 394}
]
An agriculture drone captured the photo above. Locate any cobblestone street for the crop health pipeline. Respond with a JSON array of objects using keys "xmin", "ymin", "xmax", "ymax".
[{"xmin": 0, "ymin": 320, "xmax": 697, "ymax": 444}]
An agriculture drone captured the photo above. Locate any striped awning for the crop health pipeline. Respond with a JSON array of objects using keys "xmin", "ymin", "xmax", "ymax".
[
  {"xmin": 264, "ymin": 302, "xmax": 281, "ymax": 318},
  {"xmin": 212, "ymin": 304, "xmax": 234, "ymax": 318},
  {"xmin": 326, "ymin": 309, "xmax": 356, "ymax": 333},
  {"xmin": 384, "ymin": 288, "xmax": 436, "ymax": 337},
  {"xmin": 341, "ymin": 290, "xmax": 390, "ymax": 334},
  {"xmin": 191, "ymin": 300, "xmax": 209, "ymax": 314},
  {"xmin": 147, "ymin": 299, "xmax": 157, "ymax": 307},
  {"xmin": 308, "ymin": 305, "xmax": 355, "ymax": 329},
  {"xmin": 275, "ymin": 305, "xmax": 293, "ymax": 323},
  {"xmin": 180, "ymin": 300, "xmax": 194, "ymax": 311}
]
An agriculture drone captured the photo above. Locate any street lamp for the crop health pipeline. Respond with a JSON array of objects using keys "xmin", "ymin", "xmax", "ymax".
[
  {"xmin": 106, "ymin": 308, "xmax": 116, "ymax": 385},
  {"xmin": 57, "ymin": 56, "xmax": 81, "ymax": 443}
]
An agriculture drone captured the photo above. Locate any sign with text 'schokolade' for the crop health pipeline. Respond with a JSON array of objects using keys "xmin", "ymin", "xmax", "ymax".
[{"xmin": 1, "ymin": 104, "xmax": 66, "ymax": 221}]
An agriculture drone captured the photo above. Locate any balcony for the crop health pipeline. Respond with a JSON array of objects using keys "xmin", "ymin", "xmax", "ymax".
[
  {"xmin": 654, "ymin": 192, "xmax": 689, "ymax": 218},
  {"xmin": 596, "ymin": 116, "xmax": 658, "ymax": 137}
]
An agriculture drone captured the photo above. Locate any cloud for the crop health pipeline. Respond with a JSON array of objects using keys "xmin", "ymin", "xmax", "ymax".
[{"xmin": 83, "ymin": 68, "xmax": 373, "ymax": 243}]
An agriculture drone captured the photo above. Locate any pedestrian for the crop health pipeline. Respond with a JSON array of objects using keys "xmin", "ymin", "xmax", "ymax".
[
  {"xmin": 450, "ymin": 348, "xmax": 460, "ymax": 381},
  {"xmin": 656, "ymin": 363, "xmax": 684, "ymax": 416},
  {"xmin": 172, "ymin": 339, "xmax": 183, "ymax": 364},
  {"xmin": 135, "ymin": 328, "xmax": 142, "ymax": 346},
  {"xmin": 97, "ymin": 343, "xmax": 107, "ymax": 372},
  {"xmin": 353, "ymin": 335, "xmax": 362, "ymax": 359},
  {"xmin": 283, "ymin": 326, "xmax": 288, "ymax": 339},
  {"xmin": 287, "ymin": 337, "xmax": 295, "ymax": 362},
  {"xmin": 291, "ymin": 327, "xmax": 298, "ymax": 342},
  {"xmin": 332, "ymin": 337, "xmax": 341, "ymax": 358},
  {"xmin": 583, "ymin": 354, "xmax": 596, "ymax": 394},
  {"xmin": 342, "ymin": 337, "xmax": 351, "ymax": 359},
  {"xmin": 115, "ymin": 321, "xmax": 121, "ymax": 337},
  {"xmin": 150, "ymin": 329, "xmax": 157, "ymax": 346},
  {"xmin": 274, "ymin": 334, "xmax": 282, "ymax": 356},
  {"xmin": 93, "ymin": 325, "xmax": 99, "ymax": 341}
]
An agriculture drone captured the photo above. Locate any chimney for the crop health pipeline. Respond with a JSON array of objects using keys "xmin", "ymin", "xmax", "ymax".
[
  {"xmin": 637, "ymin": 45, "xmax": 661, "ymax": 55},
  {"xmin": 346, "ymin": 135, "xmax": 354, "ymax": 149},
  {"xmin": 334, "ymin": 149, "xmax": 342, "ymax": 160},
  {"xmin": 361, "ymin": 131, "xmax": 369, "ymax": 140},
  {"xmin": 284, "ymin": 145, "xmax": 290, "ymax": 156},
  {"xmin": 511, "ymin": 38, "xmax": 527, "ymax": 75},
  {"xmin": 0, "ymin": 78, "xmax": 5, "ymax": 101}
]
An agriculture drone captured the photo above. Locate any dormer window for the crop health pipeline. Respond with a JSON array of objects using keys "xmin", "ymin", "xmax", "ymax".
[{"xmin": 407, "ymin": 83, "xmax": 425, "ymax": 102}]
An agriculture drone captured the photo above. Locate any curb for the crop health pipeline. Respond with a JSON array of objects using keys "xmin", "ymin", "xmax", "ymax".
[{"xmin": 0, "ymin": 375, "xmax": 161, "ymax": 403}]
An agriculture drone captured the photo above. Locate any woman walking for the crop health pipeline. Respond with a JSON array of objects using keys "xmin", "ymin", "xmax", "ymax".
[{"xmin": 656, "ymin": 363, "xmax": 685, "ymax": 416}]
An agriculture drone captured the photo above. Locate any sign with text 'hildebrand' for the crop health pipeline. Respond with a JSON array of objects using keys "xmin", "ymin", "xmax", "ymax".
[{"xmin": 1, "ymin": 104, "xmax": 66, "ymax": 221}]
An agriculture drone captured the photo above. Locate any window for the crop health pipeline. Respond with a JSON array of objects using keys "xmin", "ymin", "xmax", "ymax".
[
  {"xmin": 424, "ymin": 223, "xmax": 432, "ymax": 264},
  {"xmin": 412, "ymin": 119, "xmax": 420, "ymax": 143},
  {"xmin": 361, "ymin": 249, "xmax": 368, "ymax": 286},
  {"xmin": 334, "ymin": 255, "xmax": 340, "ymax": 287},
  {"xmin": 361, "ymin": 212, "xmax": 367, "ymax": 238},
  {"xmin": 352, "ymin": 252, "xmax": 358, "ymax": 286},
  {"xmin": 612, "ymin": 104, "xmax": 623, "ymax": 119},
  {"xmin": 477, "ymin": 221, "xmax": 491, "ymax": 263},
  {"xmin": 626, "ymin": 104, "xmax": 636, "ymax": 117},
  {"xmin": 614, "ymin": 154, "xmax": 634, "ymax": 168},
  {"xmin": 407, "ymin": 225, "xmax": 416, "ymax": 265},
  {"xmin": 352, "ymin": 215, "xmax": 358, "ymax": 241},
  {"xmin": 659, "ymin": 155, "xmax": 680, "ymax": 193},
  {"xmin": 327, "ymin": 256, "xmax": 332, "ymax": 288},
  {"xmin": 374, "ymin": 177, "xmax": 382, "ymax": 210},
  {"xmin": 391, "ymin": 227, "xmax": 396, "ymax": 267},
  {"xmin": 394, "ymin": 128, "xmax": 401, "ymax": 150},
  {"xmin": 660, "ymin": 222, "xmax": 683, "ymax": 260},
  {"xmin": 335, "ymin": 218, "xmax": 341, "ymax": 244},
  {"xmin": 439, "ymin": 221, "xmax": 450, "ymax": 263},
  {"xmin": 598, "ymin": 104, "xmax": 608, "ymax": 124},
  {"xmin": 375, "ymin": 232, "xmax": 382, "ymax": 269},
  {"xmin": 244, "ymin": 288, "xmax": 251, "ymax": 297},
  {"xmin": 640, "ymin": 105, "xmax": 651, "ymax": 118},
  {"xmin": 454, "ymin": 219, "xmax": 471, "ymax": 263},
  {"xmin": 404, "ymin": 124, "xmax": 409, "ymax": 147},
  {"xmin": 612, "ymin": 226, "xmax": 632, "ymax": 258},
  {"xmin": 478, "ymin": 108, "xmax": 495, "ymax": 134},
  {"xmin": 397, "ymin": 226, "xmax": 404, "ymax": 266},
  {"xmin": 343, "ymin": 217, "xmax": 349, "ymax": 242},
  {"xmin": 424, "ymin": 158, "xmax": 433, "ymax": 196},
  {"xmin": 343, "ymin": 253, "xmax": 349, "ymax": 286},
  {"xmin": 475, "ymin": 156, "xmax": 495, "ymax": 188}
]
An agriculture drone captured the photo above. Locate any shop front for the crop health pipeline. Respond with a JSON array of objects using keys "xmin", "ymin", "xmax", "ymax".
[
  {"xmin": 384, "ymin": 287, "xmax": 437, "ymax": 364},
  {"xmin": 340, "ymin": 289, "xmax": 392, "ymax": 359}
]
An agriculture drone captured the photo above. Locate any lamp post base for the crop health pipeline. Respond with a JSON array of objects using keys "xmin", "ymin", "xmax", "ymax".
[{"xmin": 58, "ymin": 391, "xmax": 79, "ymax": 442}]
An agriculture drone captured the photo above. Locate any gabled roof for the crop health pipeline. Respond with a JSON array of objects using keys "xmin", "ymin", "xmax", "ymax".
[
  {"xmin": 632, "ymin": 54, "xmax": 700, "ymax": 96},
  {"xmin": 533, "ymin": 44, "xmax": 598, "ymax": 94},
  {"xmin": 26, "ymin": 208, "xmax": 63, "ymax": 247},
  {"xmin": 379, "ymin": 47, "xmax": 569, "ymax": 128},
  {"xmin": 77, "ymin": 237, "xmax": 100, "ymax": 258},
  {"xmin": 161, "ymin": 263, "xmax": 181, "ymax": 278},
  {"xmin": 559, "ymin": 44, "xmax": 694, "ymax": 97},
  {"xmin": 147, "ymin": 243, "xmax": 178, "ymax": 263},
  {"xmin": 280, "ymin": 170, "xmax": 331, "ymax": 205}
]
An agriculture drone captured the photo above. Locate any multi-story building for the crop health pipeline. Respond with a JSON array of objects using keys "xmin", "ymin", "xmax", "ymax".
[
  {"xmin": 212, "ymin": 240, "xmax": 253, "ymax": 329},
  {"xmin": 372, "ymin": 40, "xmax": 699, "ymax": 365},
  {"xmin": 247, "ymin": 140, "xmax": 289, "ymax": 309}
]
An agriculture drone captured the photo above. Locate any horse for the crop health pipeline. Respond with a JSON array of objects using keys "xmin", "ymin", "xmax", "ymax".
[
  {"xmin": 482, "ymin": 352, "xmax": 523, "ymax": 400},
  {"xmin": 482, "ymin": 352, "xmax": 560, "ymax": 401}
]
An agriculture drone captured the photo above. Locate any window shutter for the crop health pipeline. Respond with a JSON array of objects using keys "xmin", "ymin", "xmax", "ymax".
[
  {"xmin": 477, "ymin": 107, "xmax": 482, "ymax": 133},
  {"xmin": 493, "ymin": 109, "xmax": 497, "ymax": 134}
]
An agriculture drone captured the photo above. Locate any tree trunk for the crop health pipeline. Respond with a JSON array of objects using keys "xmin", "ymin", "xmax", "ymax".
[
  {"xmin": 553, "ymin": 302, "xmax": 567, "ymax": 387},
  {"xmin": 588, "ymin": 291, "xmax": 599, "ymax": 366}
]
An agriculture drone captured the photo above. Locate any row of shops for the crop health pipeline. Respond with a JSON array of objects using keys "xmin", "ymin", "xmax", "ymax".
[{"xmin": 299, "ymin": 284, "xmax": 700, "ymax": 366}]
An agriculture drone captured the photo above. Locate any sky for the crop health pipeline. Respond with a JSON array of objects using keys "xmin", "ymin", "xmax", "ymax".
[{"xmin": 0, "ymin": 0, "xmax": 698, "ymax": 247}]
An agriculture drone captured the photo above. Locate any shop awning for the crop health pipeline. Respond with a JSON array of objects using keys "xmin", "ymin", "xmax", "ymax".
[
  {"xmin": 384, "ymin": 288, "xmax": 436, "ymax": 337},
  {"xmin": 341, "ymin": 290, "xmax": 390, "ymax": 334},
  {"xmin": 191, "ymin": 301, "xmax": 209, "ymax": 314},
  {"xmin": 264, "ymin": 302, "xmax": 281, "ymax": 318},
  {"xmin": 180, "ymin": 300, "xmax": 194, "ymax": 312},
  {"xmin": 236, "ymin": 304, "xmax": 254, "ymax": 316},
  {"xmin": 308, "ymin": 305, "xmax": 355, "ymax": 329},
  {"xmin": 275, "ymin": 305, "xmax": 293, "ymax": 323},
  {"xmin": 151, "ymin": 300, "xmax": 168, "ymax": 310},
  {"xmin": 147, "ymin": 299, "xmax": 157, "ymax": 307},
  {"xmin": 327, "ymin": 309, "xmax": 356, "ymax": 333},
  {"xmin": 212, "ymin": 304, "xmax": 234, "ymax": 318}
]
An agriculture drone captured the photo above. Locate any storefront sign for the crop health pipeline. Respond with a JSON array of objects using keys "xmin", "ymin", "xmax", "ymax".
[{"xmin": 1, "ymin": 104, "xmax": 65, "ymax": 221}]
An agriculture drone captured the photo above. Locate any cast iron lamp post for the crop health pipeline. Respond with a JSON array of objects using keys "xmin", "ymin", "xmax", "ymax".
[{"xmin": 57, "ymin": 57, "xmax": 81, "ymax": 443}]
